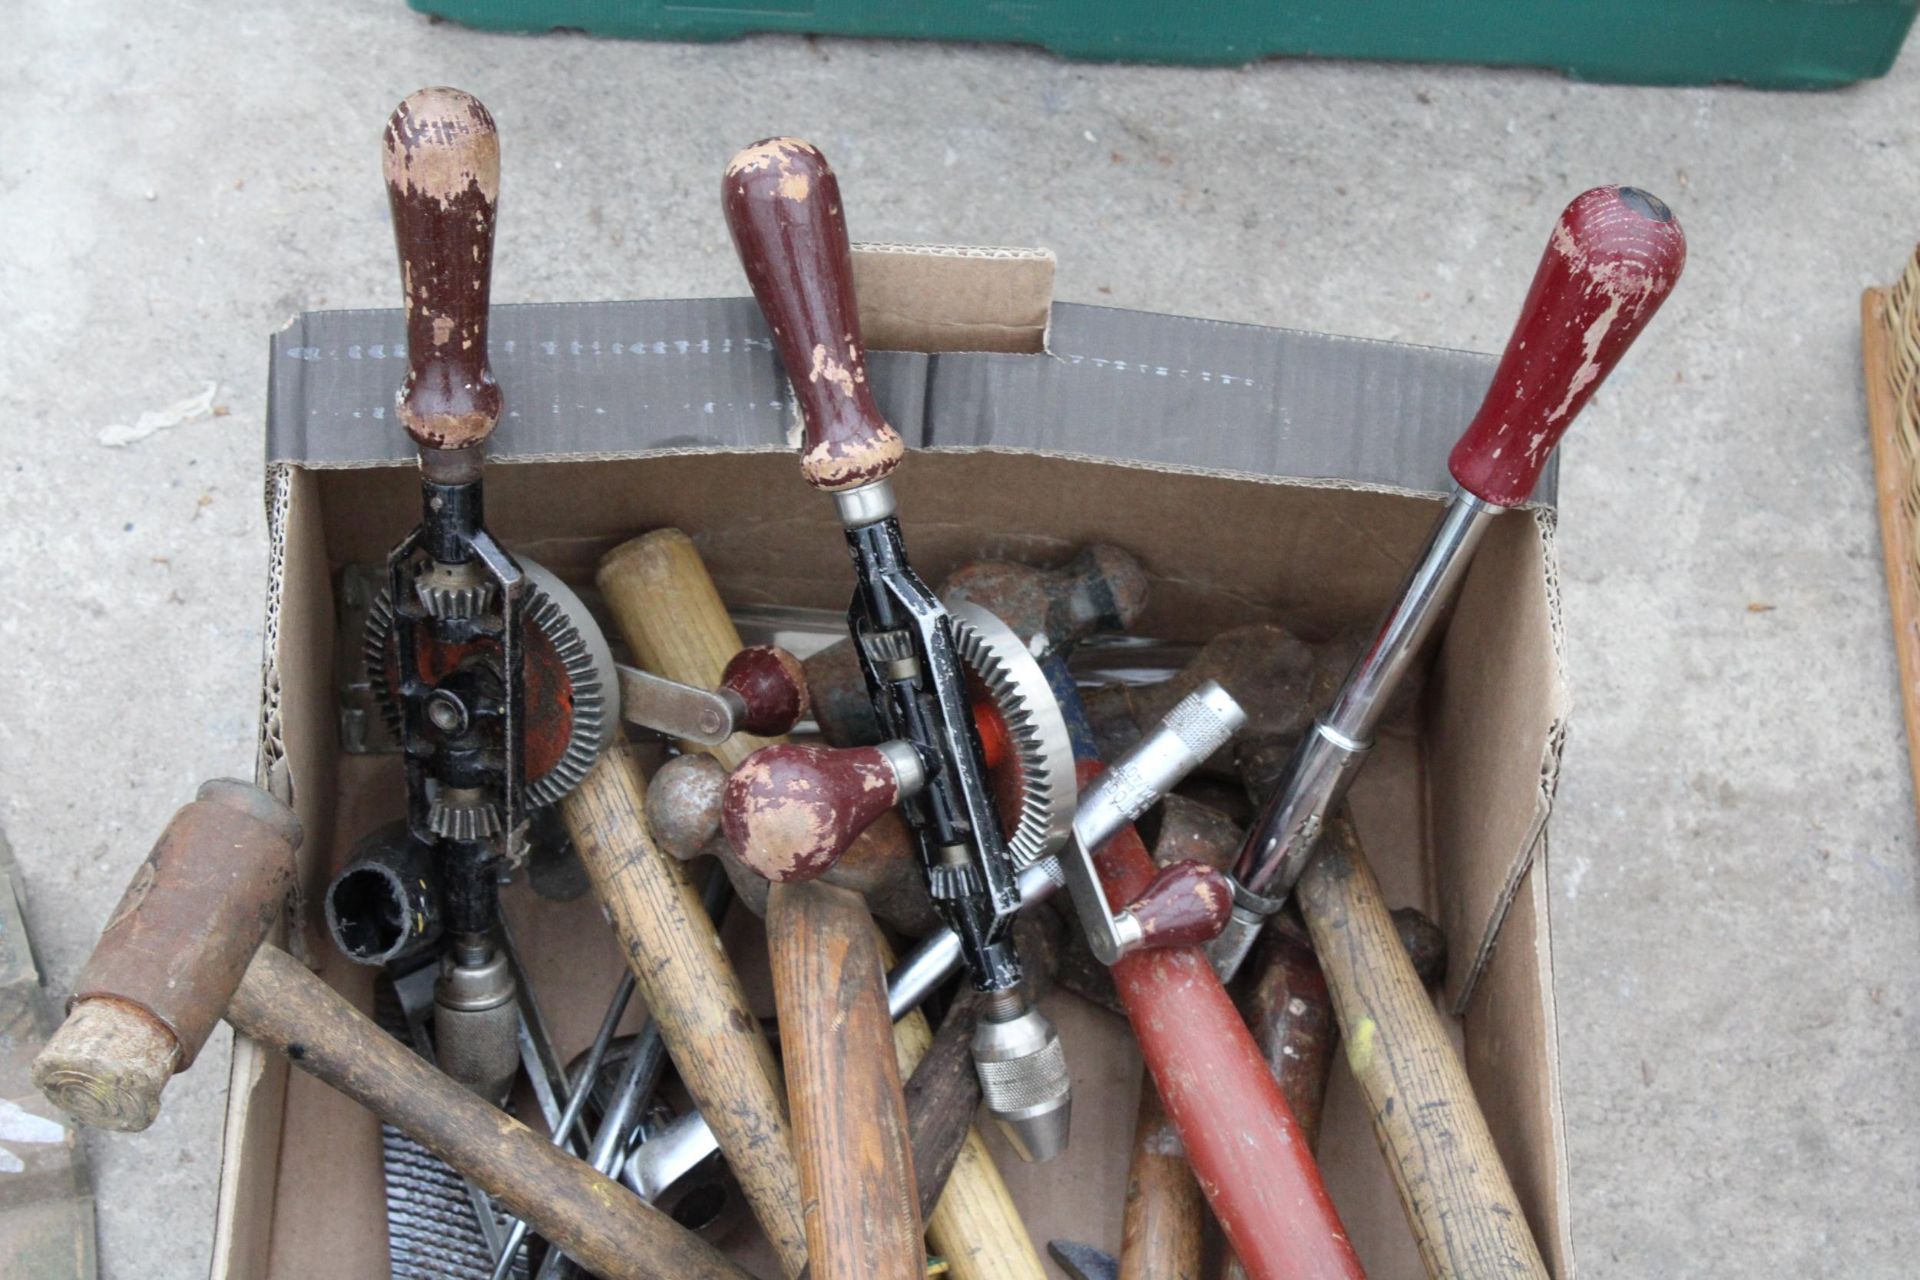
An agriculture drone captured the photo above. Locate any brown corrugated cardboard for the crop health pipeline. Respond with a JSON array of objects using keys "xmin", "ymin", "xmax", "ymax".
[{"xmin": 222, "ymin": 244, "xmax": 1574, "ymax": 1278}]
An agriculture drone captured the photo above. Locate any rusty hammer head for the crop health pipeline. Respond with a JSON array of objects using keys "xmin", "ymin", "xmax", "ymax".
[{"xmin": 33, "ymin": 779, "xmax": 301, "ymax": 1132}]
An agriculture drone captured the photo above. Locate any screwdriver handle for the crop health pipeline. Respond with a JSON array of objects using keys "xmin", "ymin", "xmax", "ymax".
[
  {"xmin": 722, "ymin": 137, "xmax": 905, "ymax": 492},
  {"xmin": 722, "ymin": 742, "xmax": 919, "ymax": 882},
  {"xmin": 719, "ymin": 646, "xmax": 811, "ymax": 737},
  {"xmin": 1449, "ymin": 186, "xmax": 1685, "ymax": 506},
  {"xmin": 384, "ymin": 87, "xmax": 502, "ymax": 461}
]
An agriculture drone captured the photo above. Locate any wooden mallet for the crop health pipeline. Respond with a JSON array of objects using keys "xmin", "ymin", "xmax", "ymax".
[{"xmin": 31, "ymin": 781, "xmax": 751, "ymax": 1280}]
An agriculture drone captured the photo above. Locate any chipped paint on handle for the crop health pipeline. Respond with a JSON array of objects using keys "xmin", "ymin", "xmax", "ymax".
[
  {"xmin": 722, "ymin": 743, "xmax": 903, "ymax": 882},
  {"xmin": 722, "ymin": 137, "xmax": 905, "ymax": 491},
  {"xmin": 1449, "ymin": 185, "xmax": 1685, "ymax": 506},
  {"xmin": 384, "ymin": 87, "xmax": 502, "ymax": 455}
]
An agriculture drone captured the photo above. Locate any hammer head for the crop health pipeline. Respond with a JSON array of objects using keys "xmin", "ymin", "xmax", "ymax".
[{"xmin": 34, "ymin": 779, "xmax": 301, "ymax": 1132}]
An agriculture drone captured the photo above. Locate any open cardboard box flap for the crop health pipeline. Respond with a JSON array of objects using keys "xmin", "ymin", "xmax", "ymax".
[{"xmin": 225, "ymin": 245, "xmax": 1575, "ymax": 1277}]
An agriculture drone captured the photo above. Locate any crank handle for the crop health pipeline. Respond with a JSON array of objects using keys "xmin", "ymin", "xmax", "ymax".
[
  {"xmin": 722, "ymin": 740, "xmax": 927, "ymax": 882},
  {"xmin": 722, "ymin": 137, "xmax": 905, "ymax": 494},
  {"xmin": 1448, "ymin": 185, "xmax": 1685, "ymax": 506},
  {"xmin": 384, "ymin": 87, "xmax": 503, "ymax": 480},
  {"xmin": 619, "ymin": 646, "xmax": 810, "ymax": 746}
]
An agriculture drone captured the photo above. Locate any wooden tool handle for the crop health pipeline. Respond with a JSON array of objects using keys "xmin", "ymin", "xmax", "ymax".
[
  {"xmin": 1449, "ymin": 186, "xmax": 1684, "ymax": 505},
  {"xmin": 598, "ymin": 528, "xmax": 784, "ymax": 769},
  {"xmin": 1125, "ymin": 859, "xmax": 1233, "ymax": 950},
  {"xmin": 562, "ymin": 743, "xmax": 810, "ymax": 1277},
  {"xmin": 722, "ymin": 137, "xmax": 904, "ymax": 491},
  {"xmin": 882, "ymin": 942, "xmax": 1049, "ymax": 1280},
  {"xmin": 1119, "ymin": 1076, "xmax": 1205, "ymax": 1280},
  {"xmin": 770, "ymin": 880, "xmax": 924, "ymax": 1280},
  {"xmin": 229, "ymin": 946, "xmax": 750, "ymax": 1280},
  {"xmin": 722, "ymin": 645, "xmax": 811, "ymax": 735},
  {"xmin": 384, "ymin": 87, "xmax": 502, "ymax": 459},
  {"xmin": 723, "ymin": 743, "xmax": 906, "ymax": 882},
  {"xmin": 1296, "ymin": 813, "xmax": 1549, "ymax": 1280},
  {"xmin": 941, "ymin": 545, "xmax": 1151, "ymax": 652},
  {"xmin": 1083, "ymin": 761, "xmax": 1364, "ymax": 1280}
]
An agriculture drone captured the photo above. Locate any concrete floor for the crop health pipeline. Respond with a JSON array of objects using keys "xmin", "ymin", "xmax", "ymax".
[{"xmin": 5, "ymin": 4, "xmax": 1917, "ymax": 1276}]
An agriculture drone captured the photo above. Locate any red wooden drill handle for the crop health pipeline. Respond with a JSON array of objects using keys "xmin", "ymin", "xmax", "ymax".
[
  {"xmin": 383, "ymin": 87, "xmax": 502, "ymax": 457},
  {"xmin": 1083, "ymin": 763, "xmax": 1365, "ymax": 1280},
  {"xmin": 1449, "ymin": 185, "xmax": 1685, "ymax": 506},
  {"xmin": 719, "ymin": 645, "xmax": 810, "ymax": 736},
  {"xmin": 722, "ymin": 137, "xmax": 904, "ymax": 491},
  {"xmin": 1124, "ymin": 859, "xmax": 1233, "ymax": 950},
  {"xmin": 722, "ymin": 743, "xmax": 901, "ymax": 882}
]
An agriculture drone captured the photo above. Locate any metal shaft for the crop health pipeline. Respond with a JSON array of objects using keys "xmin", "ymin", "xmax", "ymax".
[
  {"xmin": 1210, "ymin": 487, "xmax": 1500, "ymax": 981},
  {"xmin": 487, "ymin": 971, "xmax": 637, "ymax": 1280}
]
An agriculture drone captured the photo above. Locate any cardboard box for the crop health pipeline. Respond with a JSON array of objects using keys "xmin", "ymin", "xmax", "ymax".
[{"xmin": 218, "ymin": 247, "xmax": 1573, "ymax": 1277}]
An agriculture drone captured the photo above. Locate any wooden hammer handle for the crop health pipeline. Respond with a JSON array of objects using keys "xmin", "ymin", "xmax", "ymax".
[
  {"xmin": 770, "ymin": 881, "xmax": 924, "ymax": 1280},
  {"xmin": 561, "ymin": 742, "xmax": 810, "ymax": 1277},
  {"xmin": 229, "ymin": 946, "xmax": 750, "ymax": 1280},
  {"xmin": 383, "ymin": 87, "xmax": 502, "ymax": 459},
  {"xmin": 722, "ymin": 137, "xmax": 904, "ymax": 492},
  {"xmin": 1296, "ymin": 814, "xmax": 1549, "ymax": 1280},
  {"xmin": 1120, "ymin": 1076, "xmax": 1205, "ymax": 1280}
]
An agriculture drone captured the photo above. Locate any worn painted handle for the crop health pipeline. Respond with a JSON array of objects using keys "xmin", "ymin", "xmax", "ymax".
[
  {"xmin": 1125, "ymin": 859, "xmax": 1233, "ymax": 950},
  {"xmin": 384, "ymin": 87, "xmax": 502, "ymax": 457},
  {"xmin": 723, "ymin": 743, "xmax": 906, "ymax": 882},
  {"xmin": 719, "ymin": 645, "xmax": 811, "ymax": 736},
  {"xmin": 1449, "ymin": 186, "xmax": 1685, "ymax": 506},
  {"xmin": 722, "ymin": 137, "xmax": 904, "ymax": 492}
]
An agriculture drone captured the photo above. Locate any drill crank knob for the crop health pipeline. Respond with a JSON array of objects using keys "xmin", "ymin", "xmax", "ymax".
[
  {"xmin": 722, "ymin": 137, "xmax": 905, "ymax": 493},
  {"xmin": 384, "ymin": 87, "xmax": 502, "ymax": 470},
  {"xmin": 722, "ymin": 741, "xmax": 927, "ymax": 882},
  {"xmin": 1121, "ymin": 860, "xmax": 1234, "ymax": 951},
  {"xmin": 1449, "ymin": 186, "xmax": 1685, "ymax": 506},
  {"xmin": 719, "ymin": 645, "xmax": 811, "ymax": 736}
]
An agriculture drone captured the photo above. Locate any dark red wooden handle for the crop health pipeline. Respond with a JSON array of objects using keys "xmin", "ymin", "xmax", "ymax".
[
  {"xmin": 722, "ymin": 743, "xmax": 900, "ymax": 882},
  {"xmin": 722, "ymin": 137, "xmax": 904, "ymax": 492},
  {"xmin": 384, "ymin": 87, "xmax": 502, "ymax": 455},
  {"xmin": 1126, "ymin": 860, "xmax": 1233, "ymax": 950},
  {"xmin": 719, "ymin": 646, "xmax": 810, "ymax": 736},
  {"xmin": 1449, "ymin": 186, "xmax": 1685, "ymax": 506}
]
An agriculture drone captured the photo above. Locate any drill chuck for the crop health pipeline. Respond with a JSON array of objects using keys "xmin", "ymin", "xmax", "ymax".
[
  {"xmin": 433, "ymin": 939, "xmax": 520, "ymax": 1104},
  {"xmin": 971, "ymin": 988, "xmax": 1071, "ymax": 1163}
]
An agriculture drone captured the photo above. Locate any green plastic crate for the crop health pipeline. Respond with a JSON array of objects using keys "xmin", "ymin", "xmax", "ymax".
[{"xmin": 413, "ymin": 0, "xmax": 1915, "ymax": 89}]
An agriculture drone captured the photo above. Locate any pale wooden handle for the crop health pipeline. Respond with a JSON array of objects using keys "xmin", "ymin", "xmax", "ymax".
[
  {"xmin": 879, "ymin": 935, "xmax": 1048, "ymax": 1280},
  {"xmin": 34, "ymin": 998, "xmax": 179, "ymax": 1133},
  {"xmin": 230, "ymin": 947, "xmax": 752, "ymax": 1280},
  {"xmin": 1120, "ymin": 1076, "xmax": 1205, "ymax": 1280},
  {"xmin": 561, "ymin": 744, "xmax": 809, "ymax": 1277},
  {"xmin": 597, "ymin": 528, "xmax": 785, "ymax": 770},
  {"xmin": 1296, "ymin": 814, "xmax": 1550, "ymax": 1280},
  {"xmin": 770, "ymin": 881, "xmax": 924, "ymax": 1280}
]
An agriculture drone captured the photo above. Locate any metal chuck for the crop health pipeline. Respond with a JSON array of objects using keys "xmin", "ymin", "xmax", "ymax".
[
  {"xmin": 971, "ymin": 987, "xmax": 1071, "ymax": 1162},
  {"xmin": 434, "ymin": 937, "xmax": 520, "ymax": 1105}
]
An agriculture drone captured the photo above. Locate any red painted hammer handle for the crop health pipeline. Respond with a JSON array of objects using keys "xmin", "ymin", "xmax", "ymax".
[
  {"xmin": 383, "ymin": 87, "xmax": 502, "ymax": 456},
  {"xmin": 722, "ymin": 138, "xmax": 904, "ymax": 492},
  {"xmin": 1449, "ymin": 186, "xmax": 1685, "ymax": 506}
]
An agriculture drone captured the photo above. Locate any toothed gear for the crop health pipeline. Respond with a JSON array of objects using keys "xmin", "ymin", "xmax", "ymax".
[
  {"xmin": 861, "ymin": 628, "xmax": 915, "ymax": 664},
  {"xmin": 413, "ymin": 560, "xmax": 497, "ymax": 620},
  {"xmin": 428, "ymin": 790, "xmax": 504, "ymax": 841},
  {"xmin": 948, "ymin": 601, "xmax": 1076, "ymax": 866},
  {"xmin": 928, "ymin": 862, "xmax": 985, "ymax": 901},
  {"xmin": 364, "ymin": 557, "xmax": 617, "ymax": 811}
]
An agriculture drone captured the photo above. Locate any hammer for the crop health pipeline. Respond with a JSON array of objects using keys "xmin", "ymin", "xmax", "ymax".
[{"xmin": 31, "ymin": 781, "xmax": 751, "ymax": 1280}]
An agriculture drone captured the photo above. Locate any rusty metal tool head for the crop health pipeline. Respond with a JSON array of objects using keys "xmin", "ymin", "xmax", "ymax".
[
  {"xmin": 1211, "ymin": 186, "xmax": 1686, "ymax": 982},
  {"xmin": 35, "ymin": 782, "xmax": 754, "ymax": 1280},
  {"xmin": 33, "ymin": 780, "xmax": 299, "ymax": 1132},
  {"xmin": 1047, "ymin": 1239, "xmax": 1118, "ymax": 1280}
]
